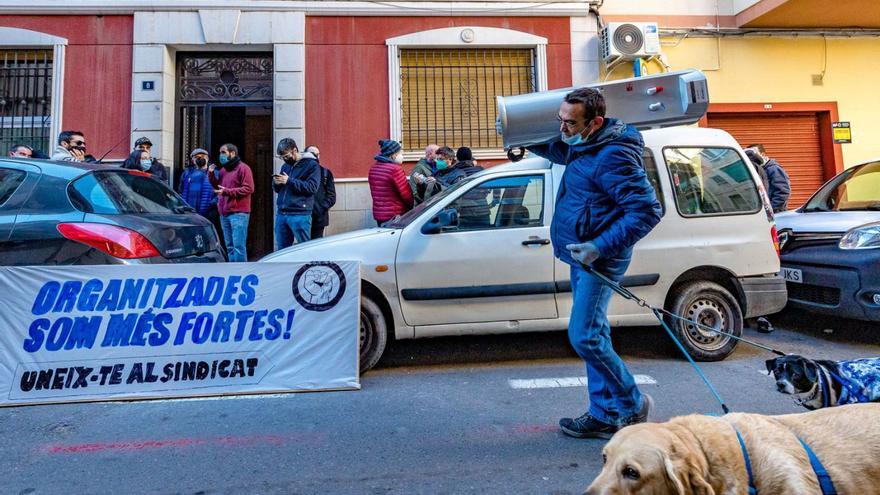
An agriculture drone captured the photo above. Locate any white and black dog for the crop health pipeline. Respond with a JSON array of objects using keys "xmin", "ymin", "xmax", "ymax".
[{"xmin": 766, "ymin": 354, "xmax": 880, "ymax": 410}]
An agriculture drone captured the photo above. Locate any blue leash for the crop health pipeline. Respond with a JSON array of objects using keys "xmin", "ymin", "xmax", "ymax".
[
  {"xmin": 582, "ymin": 264, "xmax": 735, "ymax": 414},
  {"xmin": 584, "ymin": 264, "xmax": 840, "ymax": 494}
]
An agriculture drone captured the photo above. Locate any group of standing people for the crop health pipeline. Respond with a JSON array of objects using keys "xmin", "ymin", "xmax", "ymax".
[
  {"xmin": 367, "ymin": 139, "xmax": 483, "ymax": 226},
  {"xmin": 27, "ymin": 130, "xmax": 337, "ymax": 262}
]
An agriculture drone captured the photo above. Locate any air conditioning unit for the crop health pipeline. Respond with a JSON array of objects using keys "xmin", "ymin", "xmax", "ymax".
[{"xmin": 600, "ymin": 22, "xmax": 662, "ymax": 63}]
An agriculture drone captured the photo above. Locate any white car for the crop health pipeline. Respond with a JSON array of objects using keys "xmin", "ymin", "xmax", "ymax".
[{"xmin": 262, "ymin": 127, "xmax": 787, "ymax": 371}]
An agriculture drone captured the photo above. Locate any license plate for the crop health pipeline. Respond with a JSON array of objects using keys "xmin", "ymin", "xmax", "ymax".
[{"xmin": 782, "ymin": 267, "xmax": 803, "ymax": 283}]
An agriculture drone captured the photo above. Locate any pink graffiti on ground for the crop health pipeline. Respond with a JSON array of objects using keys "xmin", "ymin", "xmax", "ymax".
[{"xmin": 42, "ymin": 433, "xmax": 325, "ymax": 454}]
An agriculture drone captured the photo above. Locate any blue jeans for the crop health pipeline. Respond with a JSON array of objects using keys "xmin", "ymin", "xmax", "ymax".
[
  {"xmin": 220, "ymin": 213, "xmax": 250, "ymax": 262},
  {"xmin": 275, "ymin": 213, "xmax": 312, "ymax": 250},
  {"xmin": 569, "ymin": 250, "xmax": 642, "ymax": 426}
]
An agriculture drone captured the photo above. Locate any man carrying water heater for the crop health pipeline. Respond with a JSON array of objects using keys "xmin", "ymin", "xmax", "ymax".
[{"xmin": 527, "ymin": 87, "xmax": 663, "ymax": 439}]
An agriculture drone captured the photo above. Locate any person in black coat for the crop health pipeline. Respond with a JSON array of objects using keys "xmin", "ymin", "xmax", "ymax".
[{"xmin": 305, "ymin": 145, "xmax": 337, "ymax": 239}]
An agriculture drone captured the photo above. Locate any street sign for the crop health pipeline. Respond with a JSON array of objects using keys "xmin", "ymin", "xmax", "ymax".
[{"xmin": 832, "ymin": 121, "xmax": 852, "ymax": 144}]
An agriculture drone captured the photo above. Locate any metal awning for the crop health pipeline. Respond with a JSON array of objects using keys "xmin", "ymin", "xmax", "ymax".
[{"xmin": 738, "ymin": 0, "xmax": 880, "ymax": 29}]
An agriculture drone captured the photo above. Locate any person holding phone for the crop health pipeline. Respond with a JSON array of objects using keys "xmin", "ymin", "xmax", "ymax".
[{"xmin": 272, "ymin": 138, "xmax": 320, "ymax": 249}]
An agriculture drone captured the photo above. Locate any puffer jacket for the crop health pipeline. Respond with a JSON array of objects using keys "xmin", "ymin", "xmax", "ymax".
[
  {"xmin": 527, "ymin": 118, "xmax": 662, "ymax": 265},
  {"xmin": 368, "ymin": 155, "xmax": 414, "ymax": 223},
  {"xmin": 763, "ymin": 159, "xmax": 791, "ymax": 213},
  {"xmin": 272, "ymin": 155, "xmax": 320, "ymax": 215}
]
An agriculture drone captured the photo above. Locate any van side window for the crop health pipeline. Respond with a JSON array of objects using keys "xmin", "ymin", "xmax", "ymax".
[
  {"xmin": 447, "ymin": 174, "xmax": 544, "ymax": 231},
  {"xmin": 663, "ymin": 147, "xmax": 761, "ymax": 216},
  {"xmin": 641, "ymin": 149, "xmax": 665, "ymax": 213},
  {"xmin": 0, "ymin": 168, "xmax": 27, "ymax": 207}
]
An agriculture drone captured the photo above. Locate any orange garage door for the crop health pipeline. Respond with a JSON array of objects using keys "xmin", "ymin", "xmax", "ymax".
[{"xmin": 706, "ymin": 112, "xmax": 826, "ymax": 209}]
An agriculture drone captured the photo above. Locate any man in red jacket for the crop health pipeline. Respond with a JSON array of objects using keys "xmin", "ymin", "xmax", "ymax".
[
  {"xmin": 368, "ymin": 139, "xmax": 413, "ymax": 226},
  {"xmin": 209, "ymin": 143, "xmax": 254, "ymax": 262}
]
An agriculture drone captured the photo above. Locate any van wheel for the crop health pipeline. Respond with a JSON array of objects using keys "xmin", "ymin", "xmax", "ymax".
[
  {"xmin": 360, "ymin": 295, "xmax": 388, "ymax": 373},
  {"xmin": 668, "ymin": 281, "xmax": 742, "ymax": 362}
]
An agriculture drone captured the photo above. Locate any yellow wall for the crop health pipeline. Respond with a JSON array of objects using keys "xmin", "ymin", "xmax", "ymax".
[{"xmin": 606, "ymin": 36, "xmax": 879, "ymax": 168}]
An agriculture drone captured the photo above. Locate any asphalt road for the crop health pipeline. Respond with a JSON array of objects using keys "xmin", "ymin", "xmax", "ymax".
[{"xmin": 1, "ymin": 309, "xmax": 877, "ymax": 495}]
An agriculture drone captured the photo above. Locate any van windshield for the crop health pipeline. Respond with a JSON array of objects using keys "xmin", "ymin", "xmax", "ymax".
[{"xmin": 383, "ymin": 176, "xmax": 475, "ymax": 228}]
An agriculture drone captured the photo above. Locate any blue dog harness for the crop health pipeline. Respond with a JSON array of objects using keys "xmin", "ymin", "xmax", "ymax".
[{"xmin": 732, "ymin": 424, "xmax": 837, "ymax": 495}]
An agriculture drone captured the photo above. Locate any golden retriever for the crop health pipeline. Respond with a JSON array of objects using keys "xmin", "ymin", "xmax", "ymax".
[{"xmin": 585, "ymin": 403, "xmax": 880, "ymax": 495}]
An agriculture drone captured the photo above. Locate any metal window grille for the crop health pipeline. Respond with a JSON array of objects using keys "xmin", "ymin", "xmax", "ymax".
[
  {"xmin": 400, "ymin": 48, "xmax": 536, "ymax": 152},
  {"xmin": 0, "ymin": 50, "xmax": 52, "ymax": 155}
]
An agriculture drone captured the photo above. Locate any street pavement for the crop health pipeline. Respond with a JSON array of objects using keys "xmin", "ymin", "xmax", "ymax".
[{"xmin": 1, "ymin": 309, "xmax": 878, "ymax": 494}]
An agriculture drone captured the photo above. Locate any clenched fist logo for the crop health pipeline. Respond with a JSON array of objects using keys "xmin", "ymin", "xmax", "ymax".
[{"xmin": 292, "ymin": 262, "xmax": 347, "ymax": 312}]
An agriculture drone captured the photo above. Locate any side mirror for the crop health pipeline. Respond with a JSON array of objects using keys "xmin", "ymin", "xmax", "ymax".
[{"xmin": 421, "ymin": 208, "xmax": 459, "ymax": 235}]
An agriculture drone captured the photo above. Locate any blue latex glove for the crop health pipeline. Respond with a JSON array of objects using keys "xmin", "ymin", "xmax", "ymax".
[{"xmin": 566, "ymin": 242, "xmax": 600, "ymax": 265}]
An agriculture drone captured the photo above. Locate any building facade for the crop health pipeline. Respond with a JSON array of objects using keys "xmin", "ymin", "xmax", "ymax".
[{"xmin": 1, "ymin": 0, "xmax": 877, "ymax": 254}]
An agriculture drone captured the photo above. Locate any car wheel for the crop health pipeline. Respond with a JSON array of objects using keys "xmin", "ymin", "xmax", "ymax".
[
  {"xmin": 360, "ymin": 294, "xmax": 388, "ymax": 373},
  {"xmin": 668, "ymin": 281, "xmax": 742, "ymax": 362}
]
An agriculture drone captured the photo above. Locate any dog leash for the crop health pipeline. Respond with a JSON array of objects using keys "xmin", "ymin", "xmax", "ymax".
[{"xmin": 581, "ymin": 263, "xmax": 732, "ymax": 414}]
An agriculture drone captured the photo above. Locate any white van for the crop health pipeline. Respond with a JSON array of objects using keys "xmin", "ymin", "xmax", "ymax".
[{"xmin": 262, "ymin": 125, "xmax": 787, "ymax": 372}]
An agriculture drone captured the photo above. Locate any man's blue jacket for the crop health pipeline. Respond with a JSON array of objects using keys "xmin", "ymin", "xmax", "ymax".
[{"xmin": 527, "ymin": 118, "xmax": 663, "ymax": 266}]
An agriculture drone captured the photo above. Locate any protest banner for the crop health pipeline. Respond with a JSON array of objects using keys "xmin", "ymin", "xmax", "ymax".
[{"xmin": 0, "ymin": 261, "xmax": 360, "ymax": 406}]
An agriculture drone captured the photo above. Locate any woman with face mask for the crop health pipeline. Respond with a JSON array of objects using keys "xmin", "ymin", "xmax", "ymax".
[
  {"xmin": 177, "ymin": 148, "xmax": 217, "ymax": 218},
  {"xmin": 121, "ymin": 138, "xmax": 169, "ymax": 184},
  {"xmin": 367, "ymin": 139, "xmax": 414, "ymax": 226}
]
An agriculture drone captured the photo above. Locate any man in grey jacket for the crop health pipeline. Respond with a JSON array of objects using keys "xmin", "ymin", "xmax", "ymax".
[{"xmin": 50, "ymin": 130, "xmax": 87, "ymax": 162}]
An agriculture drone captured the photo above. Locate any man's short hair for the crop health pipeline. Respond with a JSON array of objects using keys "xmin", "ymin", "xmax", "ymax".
[
  {"xmin": 222, "ymin": 143, "xmax": 239, "ymax": 155},
  {"xmin": 276, "ymin": 138, "xmax": 298, "ymax": 155},
  {"xmin": 134, "ymin": 136, "xmax": 153, "ymax": 148},
  {"xmin": 9, "ymin": 144, "xmax": 32, "ymax": 155},
  {"xmin": 425, "ymin": 144, "xmax": 439, "ymax": 155},
  {"xmin": 436, "ymin": 146, "xmax": 455, "ymax": 159},
  {"xmin": 564, "ymin": 88, "xmax": 606, "ymax": 121},
  {"xmin": 305, "ymin": 144, "xmax": 319, "ymax": 154},
  {"xmin": 58, "ymin": 130, "xmax": 84, "ymax": 145}
]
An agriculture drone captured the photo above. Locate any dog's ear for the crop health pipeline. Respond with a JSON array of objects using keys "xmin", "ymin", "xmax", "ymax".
[
  {"xmin": 800, "ymin": 358, "xmax": 818, "ymax": 382},
  {"xmin": 662, "ymin": 453, "xmax": 686, "ymax": 495},
  {"xmin": 765, "ymin": 358, "xmax": 777, "ymax": 374}
]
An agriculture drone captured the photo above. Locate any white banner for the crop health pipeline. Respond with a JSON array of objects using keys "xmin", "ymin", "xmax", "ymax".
[{"xmin": 0, "ymin": 261, "xmax": 360, "ymax": 406}]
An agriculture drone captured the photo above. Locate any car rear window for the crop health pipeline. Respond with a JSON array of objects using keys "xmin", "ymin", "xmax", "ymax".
[
  {"xmin": 69, "ymin": 170, "xmax": 189, "ymax": 215},
  {"xmin": 663, "ymin": 147, "xmax": 761, "ymax": 217}
]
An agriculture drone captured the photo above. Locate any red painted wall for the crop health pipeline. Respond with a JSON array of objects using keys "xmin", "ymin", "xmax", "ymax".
[
  {"xmin": 305, "ymin": 17, "xmax": 573, "ymax": 178},
  {"xmin": 0, "ymin": 16, "xmax": 133, "ymax": 160}
]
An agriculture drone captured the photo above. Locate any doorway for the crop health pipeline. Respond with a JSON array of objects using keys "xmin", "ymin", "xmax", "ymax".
[{"xmin": 175, "ymin": 53, "xmax": 275, "ymax": 259}]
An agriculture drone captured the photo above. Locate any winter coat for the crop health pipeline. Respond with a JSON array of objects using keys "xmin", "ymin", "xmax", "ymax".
[
  {"xmin": 272, "ymin": 155, "xmax": 320, "ymax": 215},
  {"xmin": 368, "ymin": 155, "xmax": 414, "ymax": 223},
  {"xmin": 409, "ymin": 158, "xmax": 439, "ymax": 204},
  {"xmin": 121, "ymin": 151, "xmax": 169, "ymax": 183},
  {"xmin": 312, "ymin": 164, "xmax": 337, "ymax": 228},
  {"xmin": 210, "ymin": 157, "xmax": 255, "ymax": 216},
  {"xmin": 527, "ymin": 118, "xmax": 662, "ymax": 265},
  {"xmin": 50, "ymin": 146, "xmax": 78, "ymax": 162},
  {"xmin": 764, "ymin": 159, "xmax": 791, "ymax": 213},
  {"xmin": 178, "ymin": 167, "xmax": 216, "ymax": 216}
]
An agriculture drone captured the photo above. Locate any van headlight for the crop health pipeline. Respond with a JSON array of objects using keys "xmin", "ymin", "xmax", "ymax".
[{"xmin": 839, "ymin": 222, "xmax": 880, "ymax": 249}]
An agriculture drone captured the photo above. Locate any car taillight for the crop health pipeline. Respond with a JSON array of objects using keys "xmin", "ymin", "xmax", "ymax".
[
  {"xmin": 57, "ymin": 223, "xmax": 160, "ymax": 259},
  {"xmin": 770, "ymin": 225, "xmax": 780, "ymax": 258}
]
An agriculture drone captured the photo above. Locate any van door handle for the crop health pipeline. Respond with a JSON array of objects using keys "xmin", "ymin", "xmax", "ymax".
[{"xmin": 522, "ymin": 238, "xmax": 551, "ymax": 246}]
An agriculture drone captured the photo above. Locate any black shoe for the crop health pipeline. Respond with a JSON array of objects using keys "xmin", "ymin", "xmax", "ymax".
[
  {"xmin": 625, "ymin": 393, "xmax": 654, "ymax": 426},
  {"xmin": 559, "ymin": 413, "xmax": 620, "ymax": 439}
]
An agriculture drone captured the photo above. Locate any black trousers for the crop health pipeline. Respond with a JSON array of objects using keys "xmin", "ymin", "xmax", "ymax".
[{"xmin": 310, "ymin": 221, "xmax": 326, "ymax": 239}]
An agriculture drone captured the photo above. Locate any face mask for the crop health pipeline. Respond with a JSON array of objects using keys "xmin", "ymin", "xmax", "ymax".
[
  {"xmin": 219, "ymin": 154, "xmax": 229, "ymax": 165},
  {"xmin": 561, "ymin": 121, "xmax": 594, "ymax": 146},
  {"xmin": 435, "ymin": 159, "xmax": 448, "ymax": 171},
  {"xmin": 283, "ymin": 155, "xmax": 297, "ymax": 165},
  {"xmin": 195, "ymin": 157, "xmax": 207, "ymax": 168},
  {"xmin": 394, "ymin": 154, "xmax": 404, "ymax": 165},
  {"xmin": 139, "ymin": 159, "xmax": 152, "ymax": 170}
]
